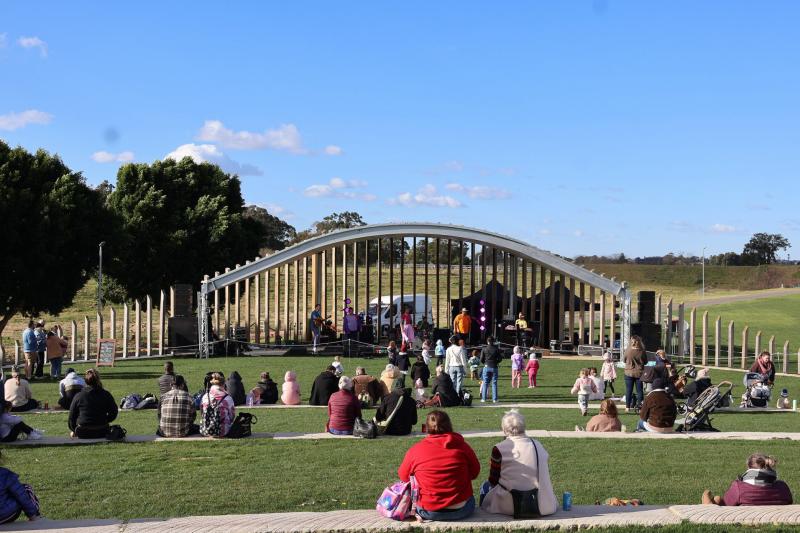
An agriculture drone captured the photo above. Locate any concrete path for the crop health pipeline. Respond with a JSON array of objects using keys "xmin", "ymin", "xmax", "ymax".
[{"xmin": 6, "ymin": 505, "xmax": 800, "ymax": 532}]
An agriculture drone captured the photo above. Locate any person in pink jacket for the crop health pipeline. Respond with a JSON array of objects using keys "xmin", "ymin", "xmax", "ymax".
[
  {"xmin": 281, "ymin": 371, "xmax": 301, "ymax": 405},
  {"xmin": 600, "ymin": 352, "xmax": 617, "ymax": 395},
  {"xmin": 525, "ymin": 353, "xmax": 540, "ymax": 388}
]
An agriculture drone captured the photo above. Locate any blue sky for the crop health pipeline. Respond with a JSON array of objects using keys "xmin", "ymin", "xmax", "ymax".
[{"xmin": 2, "ymin": 1, "xmax": 798, "ymax": 258}]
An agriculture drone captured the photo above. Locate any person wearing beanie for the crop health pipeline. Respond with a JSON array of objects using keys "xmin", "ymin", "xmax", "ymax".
[
  {"xmin": 637, "ymin": 377, "xmax": 677, "ymax": 433},
  {"xmin": 683, "ymin": 368, "xmax": 712, "ymax": 408},
  {"xmin": 776, "ymin": 389, "xmax": 791, "ymax": 410}
]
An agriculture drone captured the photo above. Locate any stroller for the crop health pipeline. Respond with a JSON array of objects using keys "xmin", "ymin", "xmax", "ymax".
[
  {"xmin": 676, "ymin": 381, "xmax": 732, "ymax": 432},
  {"xmin": 670, "ymin": 365, "xmax": 697, "ymax": 399},
  {"xmin": 740, "ymin": 372, "xmax": 772, "ymax": 408}
]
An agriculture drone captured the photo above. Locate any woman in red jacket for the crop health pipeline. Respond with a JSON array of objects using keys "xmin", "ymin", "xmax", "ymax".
[
  {"xmin": 398, "ymin": 410, "xmax": 480, "ymax": 521},
  {"xmin": 326, "ymin": 376, "xmax": 361, "ymax": 435}
]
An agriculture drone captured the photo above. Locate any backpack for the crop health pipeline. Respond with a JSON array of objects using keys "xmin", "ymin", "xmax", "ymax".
[
  {"xmin": 640, "ymin": 366, "xmax": 657, "ymax": 384},
  {"xmin": 376, "ymin": 476, "xmax": 418, "ymax": 520},
  {"xmin": 200, "ymin": 392, "xmax": 228, "ymax": 437},
  {"xmin": 134, "ymin": 396, "xmax": 158, "ymax": 410},
  {"xmin": 460, "ymin": 388, "xmax": 473, "ymax": 407},
  {"xmin": 120, "ymin": 394, "xmax": 142, "ymax": 410}
]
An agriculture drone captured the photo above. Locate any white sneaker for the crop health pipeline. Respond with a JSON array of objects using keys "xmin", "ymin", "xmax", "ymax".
[
  {"xmin": 28, "ymin": 430, "xmax": 43, "ymax": 440},
  {"xmin": 480, "ymin": 399, "xmax": 486, "ymax": 403},
  {"xmin": 492, "ymin": 400, "xmax": 498, "ymax": 403}
]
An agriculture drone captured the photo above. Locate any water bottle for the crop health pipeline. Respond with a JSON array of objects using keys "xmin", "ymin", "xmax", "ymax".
[{"xmin": 562, "ymin": 491, "xmax": 572, "ymax": 511}]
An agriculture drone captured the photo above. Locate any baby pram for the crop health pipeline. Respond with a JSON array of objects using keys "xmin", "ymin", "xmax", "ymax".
[
  {"xmin": 676, "ymin": 381, "xmax": 732, "ymax": 432},
  {"xmin": 740, "ymin": 372, "xmax": 772, "ymax": 408}
]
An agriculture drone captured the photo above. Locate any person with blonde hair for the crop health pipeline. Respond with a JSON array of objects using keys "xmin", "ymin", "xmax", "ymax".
[
  {"xmin": 703, "ymin": 453, "xmax": 793, "ymax": 506},
  {"xmin": 200, "ymin": 372, "xmax": 235, "ymax": 437},
  {"xmin": 623, "ymin": 335, "xmax": 648, "ymax": 412},
  {"xmin": 479, "ymin": 410, "xmax": 557, "ymax": 516},
  {"xmin": 585, "ymin": 399, "xmax": 622, "ymax": 432}
]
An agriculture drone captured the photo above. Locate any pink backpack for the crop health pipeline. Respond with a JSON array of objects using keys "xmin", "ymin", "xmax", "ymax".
[{"xmin": 376, "ymin": 476, "xmax": 418, "ymax": 520}]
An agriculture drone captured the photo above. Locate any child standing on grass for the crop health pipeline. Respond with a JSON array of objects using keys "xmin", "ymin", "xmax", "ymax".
[
  {"xmin": 435, "ymin": 339, "xmax": 445, "ymax": 367},
  {"xmin": 421, "ymin": 340, "xmax": 432, "ymax": 365},
  {"xmin": 510, "ymin": 346, "xmax": 524, "ymax": 388},
  {"xmin": 468, "ymin": 349, "xmax": 481, "ymax": 382},
  {"xmin": 525, "ymin": 353, "xmax": 540, "ymax": 388},
  {"xmin": 601, "ymin": 352, "xmax": 617, "ymax": 395},
  {"xmin": 571, "ymin": 368, "xmax": 597, "ymax": 416},
  {"xmin": 331, "ymin": 356, "xmax": 344, "ymax": 377},
  {"xmin": 589, "ymin": 367, "xmax": 604, "ymax": 400}
]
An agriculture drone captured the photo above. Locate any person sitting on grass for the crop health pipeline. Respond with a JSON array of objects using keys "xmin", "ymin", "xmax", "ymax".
[
  {"xmin": 352, "ymin": 367, "xmax": 381, "ymax": 406},
  {"xmin": 158, "ymin": 375, "xmax": 198, "ymax": 438},
  {"xmin": 0, "ymin": 451, "xmax": 40, "ymax": 524},
  {"xmin": 281, "ymin": 371, "xmax": 301, "ymax": 405},
  {"xmin": 58, "ymin": 368, "xmax": 85, "ymax": 410},
  {"xmin": 375, "ymin": 386, "xmax": 417, "ymax": 436},
  {"xmin": 683, "ymin": 368, "xmax": 712, "ymax": 408},
  {"xmin": 750, "ymin": 351, "xmax": 776, "ymax": 386},
  {"xmin": 0, "ymin": 401, "xmax": 42, "ymax": 442},
  {"xmin": 636, "ymin": 377, "xmax": 676, "ymax": 433},
  {"xmin": 226, "ymin": 371, "xmax": 246, "ymax": 406},
  {"xmin": 68, "ymin": 369, "xmax": 118, "ymax": 439},
  {"xmin": 200, "ymin": 373, "xmax": 235, "ymax": 438},
  {"xmin": 411, "ymin": 354, "xmax": 431, "ymax": 388},
  {"xmin": 256, "ymin": 372, "xmax": 279, "ymax": 405},
  {"xmin": 585, "ymin": 399, "xmax": 622, "ymax": 432},
  {"xmin": 3, "ymin": 368, "xmax": 38, "ymax": 412},
  {"xmin": 427, "ymin": 366, "xmax": 460, "ymax": 407},
  {"xmin": 310, "ymin": 366, "xmax": 339, "ymax": 406},
  {"xmin": 398, "ymin": 410, "xmax": 479, "ymax": 522},
  {"xmin": 326, "ymin": 376, "xmax": 361, "ymax": 435},
  {"xmin": 158, "ymin": 361, "xmax": 176, "ymax": 397},
  {"xmin": 479, "ymin": 410, "xmax": 557, "ymax": 517},
  {"xmin": 703, "ymin": 453, "xmax": 793, "ymax": 506},
  {"xmin": 379, "ymin": 364, "xmax": 401, "ymax": 398}
]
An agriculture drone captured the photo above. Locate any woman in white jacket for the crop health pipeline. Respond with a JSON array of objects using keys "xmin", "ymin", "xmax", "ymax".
[{"xmin": 444, "ymin": 336, "xmax": 468, "ymax": 394}]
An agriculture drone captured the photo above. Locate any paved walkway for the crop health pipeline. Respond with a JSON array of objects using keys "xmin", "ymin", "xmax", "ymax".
[{"xmin": 6, "ymin": 505, "xmax": 800, "ymax": 532}]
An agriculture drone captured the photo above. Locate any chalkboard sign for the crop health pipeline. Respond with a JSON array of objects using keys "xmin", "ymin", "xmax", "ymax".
[{"xmin": 97, "ymin": 338, "xmax": 116, "ymax": 367}]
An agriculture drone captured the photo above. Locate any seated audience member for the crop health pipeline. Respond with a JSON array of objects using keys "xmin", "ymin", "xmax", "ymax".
[
  {"xmin": 45, "ymin": 330, "xmax": 67, "ymax": 379},
  {"xmin": 637, "ymin": 377, "xmax": 677, "ymax": 433},
  {"xmin": 58, "ymin": 368, "xmax": 85, "ymax": 410},
  {"xmin": 776, "ymin": 389, "xmax": 791, "ymax": 410},
  {"xmin": 200, "ymin": 372, "xmax": 235, "ymax": 437},
  {"xmin": 0, "ymin": 402, "xmax": 41, "ymax": 442},
  {"xmin": 158, "ymin": 375, "xmax": 198, "ymax": 438},
  {"xmin": 683, "ymin": 368, "xmax": 712, "ymax": 407},
  {"xmin": 750, "ymin": 351, "xmax": 776, "ymax": 386},
  {"xmin": 158, "ymin": 362, "xmax": 176, "ymax": 397},
  {"xmin": 245, "ymin": 387, "xmax": 262, "ymax": 406},
  {"xmin": 226, "ymin": 371, "xmax": 246, "ymax": 406},
  {"xmin": 411, "ymin": 355, "xmax": 431, "ymax": 388},
  {"xmin": 281, "ymin": 371, "xmax": 301, "ymax": 405},
  {"xmin": 331, "ymin": 356, "xmax": 344, "ymax": 377},
  {"xmin": 703, "ymin": 453, "xmax": 793, "ymax": 506},
  {"xmin": 3, "ymin": 368, "xmax": 38, "ymax": 412},
  {"xmin": 480, "ymin": 410, "xmax": 557, "ymax": 516},
  {"xmin": 375, "ymin": 387, "xmax": 417, "ymax": 435},
  {"xmin": 585, "ymin": 399, "xmax": 622, "ymax": 432},
  {"xmin": 310, "ymin": 366, "xmax": 339, "ymax": 406},
  {"xmin": 414, "ymin": 378, "xmax": 427, "ymax": 402},
  {"xmin": 68, "ymin": 369, "xmax": 118, "ymax": 439},
  {"xmin": 429, "ymin": 366, "xmax": 461, "ymax": 407},
  {"xmin": 379, "ymin": 364, "xmax": 401, "ymax": 398},
  {"xmin": 352, "ymin": 367, "xmax": 382, "ymax": 406},
  {"xmin": 256, "ymin": 372, "xmax": 279, "ymax": 404},
  {"xmin": 326, "ymin": 376, "xmax": 361, "ymax": 435},
  {"xmin": 398, "ymin": 411, "xmax": 480, "ymax": 521},
  {"xmin": 0, "ymin": 451, "xmax": 40, "ymax": 524}
]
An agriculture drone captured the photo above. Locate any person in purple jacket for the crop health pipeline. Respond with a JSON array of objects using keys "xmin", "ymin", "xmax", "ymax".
[
  {"xmin": 0, "ymin": 452, "xmax": 40, "ymax": 524},
  {"xmin": 703, "ymin": 453, "xmax": 793, "ymax": 506}
]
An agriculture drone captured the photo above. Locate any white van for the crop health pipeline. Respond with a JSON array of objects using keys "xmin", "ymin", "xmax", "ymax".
[{"xmin": 368, "ymin": 294, "xmax": 434, "ymax": 334}]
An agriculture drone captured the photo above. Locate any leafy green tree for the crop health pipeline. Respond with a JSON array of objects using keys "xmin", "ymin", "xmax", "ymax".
[
  {"xmin": 0, "ymin": 141, "xmax": 110, "ymax": 345},
  {"xmin": 243, "ymin": 205, "xmax": 296, "ymax": 254},
  {"xmin": 106, "ymin": 157, "xmax": 264, "ymax": 299},
  {"xmin": 742, "ymin": 233, "xmax": 790, "ymax": 265}
]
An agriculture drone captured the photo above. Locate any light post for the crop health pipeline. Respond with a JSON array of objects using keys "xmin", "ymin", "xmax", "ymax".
[{"xmin": 701, "ymin": 246, "xmax": 706, "ymax": 299}]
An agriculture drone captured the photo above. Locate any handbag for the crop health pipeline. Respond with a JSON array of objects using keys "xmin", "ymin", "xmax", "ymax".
[
  {"xmin": 375, "ymin": 394, "xmax": 404, "ymax": 436},
  {"xmin": 106, "ymin": 425, "xmax": 127, "ymax": 441},
  {"xmin": 640, "ymin": 365, "xmax": 657, "ymax": 384},
  {"xmin": 227, "ymin": 412, "xmax": 257, "ymax": 439},
  {"xmin": 353, "ymin": 417, "xmax": 377, "ymax": 439},
  {"xmin": 498, "ymin": 439, "xmax": 541, "ymax": 519}
]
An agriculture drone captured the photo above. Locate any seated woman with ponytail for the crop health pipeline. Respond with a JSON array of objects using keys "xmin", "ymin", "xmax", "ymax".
[{"xmin": 703, "ymin": 453, "xmax": 793, "ymax": 506}]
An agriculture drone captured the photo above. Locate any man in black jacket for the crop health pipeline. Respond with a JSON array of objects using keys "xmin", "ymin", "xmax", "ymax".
[
  {"xmin": 309, "ymin": 366, "xmax": 339, "ymax": 406},
  {"xmin": 375, "ymin": 388, "xmax": 417, "ymax": 435},
  {"xmin": 256, "ymin": 372, "xmax": 279, "ymax": 404},
  {"xmin": 480, "ymin": 336, "xmax": 503, "ymax": 403}
]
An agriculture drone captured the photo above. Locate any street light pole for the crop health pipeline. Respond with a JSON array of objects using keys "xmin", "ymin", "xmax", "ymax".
[{"xmin": 702, "ymin": 246, "xmax": 707, "ymax": 299}]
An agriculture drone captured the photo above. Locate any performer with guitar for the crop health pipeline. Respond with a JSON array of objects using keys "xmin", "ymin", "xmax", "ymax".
[{"xmin": 310, "ymin": 304, "xmax": 323, "ymax": 353}]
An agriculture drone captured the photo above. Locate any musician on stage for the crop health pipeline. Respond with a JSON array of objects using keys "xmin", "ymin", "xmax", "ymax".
[
  {"xmin": 310, "ymin": 304, "xmax": 322, "ymax": 353},
  {"xmin": 453, "ymin": 307, "xmax": 472, "ymax": 342},
  {"xmin": 514, "ymin": 312, "xmax": 529, "ymax": 347}
]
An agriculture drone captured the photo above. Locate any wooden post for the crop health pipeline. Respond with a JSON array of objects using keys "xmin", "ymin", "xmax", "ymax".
[
  {"xmin": 134, "ymin": 300, "xmax": 141, "ymax": 357},
  {"xmin": 145, "ymin": 295, "xmax": 153, "ymax": 356},
  {"xmin": 234, "ymin": 264, "xmax": 241, "ymax": 329},
  {"xmin": 727, "ymin": 320, "xmax": 734, "ymax": 368},
  {"xmin": 598, "ymin": 291, "xmax": 605, "ymax": 348},
  {"xmin": 332, "ymin": 247, "xmax": 337, "ymax": 330},
  {"xmin": 159, "ymin": 289, "xmax": 166, "ymax": 355},
  {"xmin": 389, "ymin": 239, "xmax": 395, "ymax": 328},
  {"xmin": 109, "ymin": 307, "xmax": 116, "ymax": 341},
  {"xmin": 782, "ymin": 340, "xmax": 789, "ymax": 374},
  {"xmin": 400, "ymin": 239, "xmax": 404, "ymax": 317},
  {"xmin": 769, "ymin": 336, "xmax": 775, "ymax": 357},
  {"xmin": 14, "ymin": 341, "xmax": 19, "ymax": 366},
  {"xmin": 666, "ymin": 298, "xmax": 673, "ymax": 354},
  {"xmin": 377, "ymin": 241, "xmax": 382, "ymax": 339},
  {"xmin": 84, "ymin": 315, "xmax": 90, "ymax": 360},
  {"xmin": 701, "ymin": 310, "xmax": 708, "ymax": 366},
  {"xmin": 96, "ymin": 312, "xmax": 102, "ymax": 350},
  {"xmin": 283, "ymin": 263, "xmax": 290, "ymax": 341},
  {"xmin": 689, "ymin": 307, "xmax": 696, "ymax": 364},
  {"xmin": 264, "ymin": 269, "xmax": 270, "ymax": 342},
  {"xmin": 568, "ymin": 278, "xmax": 575, "ymax": 343},
  {"xmin": 412, "ymin": 238, "xmax": 417, "ymax": 323},
  {"xmin": 244, "ymin": 269, "xmax": 251, "ymax": 342},
  {"xmin": 655, "ymin": 293, "xmax": 662, "ymax": 330},
  {"xmin": 274, "ymin": 269, "xmax": 280, "ymax": 341},
  {"xmin": 447, "ymin": 240, "xmax": 453, "ymax": 323},
  {"xmin": 677, "ymin": 303, "xmax": 685, "ymax": 359},
  {"xmin": 458, "ymin": 241, "xmax": 464, "ymax": 314},
  {"xmin": 610, "ymin": 295, "xmax": 617, "ymax": 349},
  {"xmin": 435, "ymin": 239, "xmax": 440, "ymax": 329},
  {"xmin": 365, "ymin": 243, "xmax": 370, "ymax": 323},
  {"xmin": 741, "ymin": 326, "xmax": 749, "ymax": 369},
  {"xmin": 588, "ymin": 286, "xmax": 595, "ymax": 345},
  {"xmin": 578, "ymin": 282, "xmax": 585, "ymax": 345},
  {"xmin": 714, "ymin": 316, "xmax": 721, "ymax": 367},
  {"xmin": 470, "ymin": 243, "xmax": 476, "ymax": 319},
  {"xmin": 558, "ymin": 273, "xmax": 566, "ymax": 341},
  {"xmin": 254, "ymin": 273, "xmax": 261, "ymax": 344},
  {"xmin": 754, "ymin": 331, "xmax": 762, "ymax": 358},
  {"xmin": 293, "ymin": 262, "xmax": 300, "ymax": 341},
  {"xmin": 122, "ymin": 304, "xmax": 129, "ymax": 358},
  {"xmin": 170, "ymin": 286, "xmax": 176, "ymax": 317},
  {"xmin": 224, "ymin": 267, "xmax": 231, "ymax": 338},
  {"xmin": 213, "ymin": 273, "xmax": 220, "ymax": 339},
  {"xmin": 548, "ymin": 271, "xmax": 556, "ymax": 343},
  {"xmin": 321, "ymin": 250, "xmax": 327, "ymax": 325},
  {"xmin": 70, "ymin": 320, "xmax": 77, "ymax": 362}
]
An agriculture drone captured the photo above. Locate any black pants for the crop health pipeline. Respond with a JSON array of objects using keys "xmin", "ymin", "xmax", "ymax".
[
  {"xmin": 10, "ymin": 399, "xmax": 39, "ymax": 412},
  {"xmin": 74, "ymin": 425, "xmax": 109, "ymax": 439},
  {"xmin": 1, "ymin": 422, "xmax": 34, "ymax": 442},
  {"xmin": 34, "ymin": 352, "xmax": 45, "ymax": 377}
]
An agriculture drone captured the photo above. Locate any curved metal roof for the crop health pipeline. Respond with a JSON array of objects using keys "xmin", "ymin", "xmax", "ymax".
[{"xmin": 202, "ymin": 222, "xmax": 624, "ymax": 296}]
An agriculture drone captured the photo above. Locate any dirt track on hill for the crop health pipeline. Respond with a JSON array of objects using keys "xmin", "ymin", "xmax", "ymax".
[{"xmin": 685, "ymin": 288, "xmax": 800, "ymax": 308}]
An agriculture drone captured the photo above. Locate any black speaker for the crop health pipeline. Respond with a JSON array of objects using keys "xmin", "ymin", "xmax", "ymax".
[
  {"xmin": 631, "ymin": 322, "xmax": 661, "ymax": 352},
  {"xmin": 173, "ymin": 284, "xmax": 194, "ymax": 317},
  {"xmin": 637, "ymin": 291, "xmax": 656, "ymax": 324},
  {"xmin": 169, "ymin": 316, "xmax": 197, "ymax": 348}
]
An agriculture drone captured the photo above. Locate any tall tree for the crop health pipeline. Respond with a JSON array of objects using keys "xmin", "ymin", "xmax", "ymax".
[
  {"xmin": 243, "ymin": 205, "xmax": 296, "ymax": 254},
  {"xmin": 106, "ymin": 157, "xmax": 264, "ymax": 299},
  {"xmin": 742, "ymin": 233, "xmax": 790, "ymax": 265},
  {"xmin": 0, "ymin": 141, "xmax": 110, "ymax": 345}
]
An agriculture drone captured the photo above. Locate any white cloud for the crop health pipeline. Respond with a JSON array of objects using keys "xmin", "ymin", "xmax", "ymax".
[
  {"xmin": 164, "ymin": 143, "xmax": 263, "ymax": 176},
  {"xmin": 17, "ymin": 36, "xmax": 47, "ymax": 57},
  {"xmin": 711, "ymin": 223, "xmax": 736, "ymax": 233},
  {"xmin": 445, "ymin": 183, "xmax": 510, "ymax": 199},
  {"xmin": 0, "ymin": 33, "xmax": 7, "ymax": 48},
  {"xmin": 256, "ymin": 202, "xmax": 295, "ymax": 220},
  {"xmin": 197, "ymin": 120, "xmax": 308, "ymax": 154},
  {"xmin": 573, "ymin": 229, "xmax": 584, "ymax": 237},
  {"xmin": 0, "ymin": 109, "xmax": 53, "ymax": 131},
  {"xmin": 538, "ymin": 228, "xmax": 552, "ymax": 236},
  {"xmin": 387, "ymin": 184, "xmax": 462, "ymax": 208},
  {"xmin": 323, "ymin": 145, "xmax": 343, "ymax": 156},
  {"xmin": 91, "ymin": 151, "xmax": 135, "ymax": 163},
  {"xmin": 303, "ymin": 177, "xmax": 376, "ymax": 201}
]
